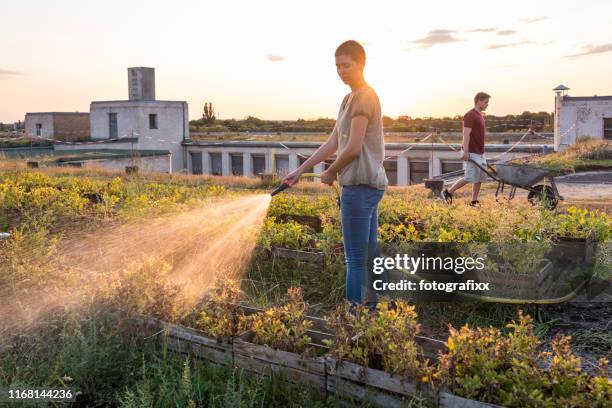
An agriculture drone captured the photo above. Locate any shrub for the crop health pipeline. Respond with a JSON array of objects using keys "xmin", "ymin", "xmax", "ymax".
[
  {"xmin": 438, "ymin": 311, "xmax": 612, "ymax": 407},
  {"xmin": 103, "ymin": 258, "xmax": 187, "ymax": 322},
  {"xmin": 555, "ymin": 206, "xmax": 611, "ymax": 241},
  {"xmin": 258, "ymin": 217, "xmax": 315, "ymax": 250},
  {"xmin": 324, "ymin": 300, "xmax": 433, "ymax": 382},
  {"xmin": 244, "ymin": 287, "xmax": 313, "ymax": 354},
  {"xmin": 195, "ymin": 279, "xmax": 248, "ymax": 339},
  {"xmin": 510, "ymin": 138, "xmax": 612, "ymax": 171}
]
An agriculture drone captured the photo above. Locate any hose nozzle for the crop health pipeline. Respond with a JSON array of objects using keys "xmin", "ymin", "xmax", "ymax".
[{"xmin": 270, "ymin": 182, "xmax": 291, "ymax": 196}]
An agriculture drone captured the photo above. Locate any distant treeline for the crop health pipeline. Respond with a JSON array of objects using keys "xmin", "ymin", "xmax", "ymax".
[{"xmin": 190, "ymin": 112, "xmax": 554, "ymax": 133}]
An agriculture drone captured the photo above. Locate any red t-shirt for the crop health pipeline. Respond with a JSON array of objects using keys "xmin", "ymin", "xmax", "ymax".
[{"xmin": 463, "ymin": 108, "xmax": 485, "ymax": 154}]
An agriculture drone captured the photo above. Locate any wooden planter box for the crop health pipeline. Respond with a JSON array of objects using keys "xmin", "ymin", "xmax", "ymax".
[
  {"xmin": 233, "ymin": 332, "xmax": 328, "ymax": 394},
  {"xmin": 239, "ymin": 305, "xmax": 445, "ymax": 359},
  {"xmin": 131, "ymin": 308, "xmax": 482, "ymax": 407},
  {"xmin": 548, "ymin": 233, "xmax": 595, "ymax": 266},
  {"xmin": 325, "ymin": 358, "xmax": 503, "ymax": 408},
  {"xmin": 325, "ymin": 357, "xmax": 436, "ymax": 408},
  {"xmin": 131, "ymin": 306, "xmax": 606, "ymax": 407},
  {"xmin": 238, "ymin": 305, "xmax": 445, "ymax": 406},
  {"xmin": 438, "ymin": 392, "xmax": 504, "ymax": 408},
  {"xmin": 233, "ymin": 305, "xmax": 330, "ymax": 394},
  {"xmin": 132, "ymin": 315, "xmax": 233, "ymax": 366},
  {"xmin": 125, "ymin": 165, "xmax": 139, "ymax": 175},
  {"xmin": 465, "ymin": 258, "xmax": 554, "ymax": 300}
]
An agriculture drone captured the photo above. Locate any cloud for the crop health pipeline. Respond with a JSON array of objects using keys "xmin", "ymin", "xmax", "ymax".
[
  {"xmin": 411, "ymin": 29, "xmax": 461, "ymax": 48},
  {"xmin": 469, "ymin": 28, "xmax": 497, "ymax": 33},
  {"xmin": 0, "ymin": 68, "xmax": 24, "ymax": 78},
  {"xmin": 488, "ymin": 40, "xmax": 535, "ymax": 50},
  {"xmin": 496, "ymin": 30, "xmax": 516, "ymax": 36},
  {"xmin": 521, "ymin": 16, "xmax": 548, "ymax": 24},
  {"xmin": 566, "ymin": 43, "xmax": 612, "ymax": 58},
  {"xmin": 266, "ymin": 55, "xmax": 286, "ymax": 62}
]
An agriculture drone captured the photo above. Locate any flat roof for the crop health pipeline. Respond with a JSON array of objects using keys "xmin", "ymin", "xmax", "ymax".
[
  {"xmin": 183, "ymin": 140, "xmax": 545, "ymax": 152},
  {"xmin": 90, "ymin": 100, "xmax": 186, "ymax": 104},
  {"xmin": 48, "ymin": 148, "xmax": 170, "ymax": 163},
  {"xmin": 563, "ymin": 96, "xmax": 612, "ymax": 102},
  {"xmin": 54, "ymin": 137, "xmax": 138, "ymax": 144},
  {"xmin": 25, "ymin": 112, "xmax": 89, "ymax": 116}
]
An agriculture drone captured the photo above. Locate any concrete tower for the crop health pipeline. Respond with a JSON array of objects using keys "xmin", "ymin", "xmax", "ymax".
[
  {"xmin": 553, "ymin": 84, "xmax": 570, "ymax": 151},
  {"xmin": 128, "ymin": 67, "xmax": 156, "ymax": 101}
]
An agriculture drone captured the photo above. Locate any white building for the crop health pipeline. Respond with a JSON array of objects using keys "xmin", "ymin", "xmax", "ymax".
[
  {"xmin": 183, "ymin": 140, "xmax": 543, "ymax": 186},
  {"xmin": 55, "ymin": 67, "xmax": 189, "ymax": 172},
  {"xmin": 554, "ymin": 85, "xmax": 612, "ymax": 151},
  {"xmin": 49, "ymin": 67, "xmax": 555, "ymax": 181}
]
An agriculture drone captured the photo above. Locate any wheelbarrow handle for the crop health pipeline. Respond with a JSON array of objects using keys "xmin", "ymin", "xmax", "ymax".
[{"xmin": 468, "ymin": 158, "xmax": 499, "ymax": 182}]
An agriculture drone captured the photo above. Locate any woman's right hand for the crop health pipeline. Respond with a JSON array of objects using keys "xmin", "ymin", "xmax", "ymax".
[{"xmin": 283, "ymin": 169, "xmax": 303, "ymax": 186}]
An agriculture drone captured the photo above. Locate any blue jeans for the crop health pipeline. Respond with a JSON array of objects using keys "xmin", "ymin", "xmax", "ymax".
[{"xmin": 340, "ymin": 185, "xmax": 385, "ymax": 306}]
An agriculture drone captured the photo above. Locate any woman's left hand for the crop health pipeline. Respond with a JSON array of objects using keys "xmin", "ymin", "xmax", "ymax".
[{"xmin": 320, "ymin": 169, "xmax": 337, "ymax": 185}]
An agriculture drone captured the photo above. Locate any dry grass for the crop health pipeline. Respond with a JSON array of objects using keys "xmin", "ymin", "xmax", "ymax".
[{"xmin": 510, "ymin": 138, "xmax": 612, "ymax": 171}]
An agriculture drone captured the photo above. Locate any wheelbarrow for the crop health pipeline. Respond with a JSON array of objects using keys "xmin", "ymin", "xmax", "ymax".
[{"xmin": 468, "ymin": 159, "xmax": 565, "ymax": 209}]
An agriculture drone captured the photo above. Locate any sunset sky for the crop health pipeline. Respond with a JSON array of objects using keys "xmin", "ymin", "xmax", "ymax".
[{"xmin": 2, "ymin": 0, "xmax": 612, "ymax": 123}]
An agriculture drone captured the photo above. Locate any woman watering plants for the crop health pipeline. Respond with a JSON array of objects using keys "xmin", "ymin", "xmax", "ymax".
[{"xmin": 283, "ymin": 40, "xmax": 388, "ymax": 307}]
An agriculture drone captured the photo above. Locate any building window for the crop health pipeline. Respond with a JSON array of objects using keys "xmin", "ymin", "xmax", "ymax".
[
  {"xmin": 190, "ymin": 152, "xmax": 203, "ymax": 174},
  {"xmin": 441, "ymin": 161, "xmax": 463, "ymax": 175},
  {"xmin": 383, "ymin": 159, "xmax": 398, "ymax": 185},
  {"xmin": 298, "ymin": 156, "xmax": 316, "ymax": 181},
  {"xmin": 230, "ymin": 153, "xmax": 243, "ymax": 175},
  {"xmin": 323, "ymin": 158, "xmax": 335, "ymax": 170},
  {"xmin": 409, "ymin": 161, "xmax": 429, "ymax": 184},
  {"xmin": 274, "ymin": 155, "xmax": 289, "ymax": 175},
  {"xmin": 35, "ymin": 123, "xmax": 42, "ymax": 136},
  {"xmin": 108, "ymin": 113, "xmax": 118, "ymax": 139},
  {"xmin": 252, "ymin": 154, "xmax": 266, "ymax": 175},
  {"xmin": 604, "ymin": 118, "xmax": 612, "ymax": 140},
  {"xmin": 298, "ymin": 156, "xmax": 314, "ymax": 174},
  {"xmin": 149, "ymin": 114, "xmax": 158, "ymax": 129},
  {"xmin": 210, "ymin": 153, "xmax": 222, "ymax": 175}
]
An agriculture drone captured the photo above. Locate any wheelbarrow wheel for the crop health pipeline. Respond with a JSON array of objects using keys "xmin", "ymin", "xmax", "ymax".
[{"xmin": 527, "ymin": 185, "xmax": 558, "ymax": 209}]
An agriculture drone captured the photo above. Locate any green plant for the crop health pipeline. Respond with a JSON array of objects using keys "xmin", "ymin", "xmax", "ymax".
[
  {"xmin": 266, "ymin": 194, "xmax": 334, "ymax": 219},
  {"xmin": 196, "ymin": 279, "xmax": 248, "ymax": 339},
  {"xmin": 438, "ymin": 311, "xmax": 612, "ymax": 407},
  {"xmin": 556, "ymin": 206, "xmax": 611, "ymax": 241},
  {"xmin": 244, "ymin": 287, "xmax": 313, "ymax": 354},
  {"xmin": 258, "ymin": 217, "xmax": 315, "ymax": 250},
  {"xmin": 104, "ymin": 257, "xmax": 187, "ymax": 322},
  {"xmin": 324, "ymin": 300, "xmax": 433, "ymax": 383}
]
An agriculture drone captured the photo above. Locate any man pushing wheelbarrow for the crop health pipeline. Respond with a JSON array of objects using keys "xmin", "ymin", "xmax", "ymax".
[{"xmin": 441, "ymin": 92, "xmax": 490, "ymax": 206}]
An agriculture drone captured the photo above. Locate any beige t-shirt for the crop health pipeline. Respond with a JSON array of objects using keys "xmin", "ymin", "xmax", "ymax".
[{"xmin": 335, "ymin": 85, "xmax": 388, "ymax": 190}]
